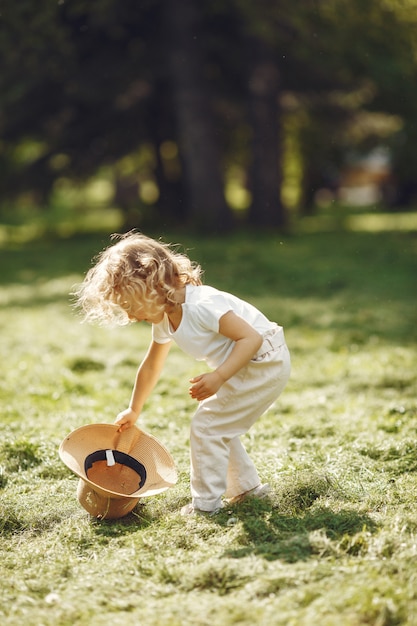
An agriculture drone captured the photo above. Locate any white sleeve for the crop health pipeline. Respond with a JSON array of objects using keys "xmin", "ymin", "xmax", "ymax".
[
  {"xmin": 193, "ymin": 294, "xmax": 234, "ymax": 332},
  {"xmin": 152, "ymin": 320, "xmax": 172, "ymax": 344}
]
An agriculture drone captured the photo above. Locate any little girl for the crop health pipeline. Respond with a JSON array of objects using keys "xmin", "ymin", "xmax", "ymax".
[{"xmin": 75, "ymin": 232, "xmax": 291, "ymax": 515}]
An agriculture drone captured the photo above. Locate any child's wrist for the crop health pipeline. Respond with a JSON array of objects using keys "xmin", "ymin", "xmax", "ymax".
[{"xmin": 214, "ymin": 370, "xmax": 227, "ymax": 383}]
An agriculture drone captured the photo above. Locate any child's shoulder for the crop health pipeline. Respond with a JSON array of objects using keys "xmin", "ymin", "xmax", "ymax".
[{"xmin": 186, "ymin": 283, "xmax": 226, "ymax": 302}]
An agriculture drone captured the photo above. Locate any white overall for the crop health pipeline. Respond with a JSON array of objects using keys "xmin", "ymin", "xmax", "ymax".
[{"xmin": 189, "ymin": 325, "xmax": 291, "ymax": 511}]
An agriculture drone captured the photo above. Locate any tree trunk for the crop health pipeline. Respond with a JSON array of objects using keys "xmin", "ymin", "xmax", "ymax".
[
  {"xmin": 247, "ymin": 39, "xmax": 286, "ymax": 228},
  {"xmin": 148, "ymin": 88, "xmax": 187, "ymax": 225},
  {"xmin": 162, "ymin": 0, "xmax": 233, "ymax": 231}
]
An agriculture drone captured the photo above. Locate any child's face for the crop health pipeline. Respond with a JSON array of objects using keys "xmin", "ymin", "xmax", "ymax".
[
  {"xmin": 121, "ymin": 295, "xmax": 165, "ymax": 325},
  {"xmin": 130, "ymin": 309, "xmax": 165, "ymax": 325}
]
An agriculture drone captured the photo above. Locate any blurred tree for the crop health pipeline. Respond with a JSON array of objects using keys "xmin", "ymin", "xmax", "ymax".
[
  {"xmin": 161, "ymin": 0, "xmax": 233, "ymax": 230},
  {"xmin": 374, "ymin": 0, "xmax": 417, "ymax": 207},
  {"xmin": 0, "ymin": 0, "xmax": 417, "ymax": 233},
  {"xmin": 282, "ymin": 0, "xmax": 417, "ymax": 211},
  {"xmin": 246, "ymin": 36, "xmax": 285, "ymax": 227},
  {"xmin": 0, "ymin": 0, "xmax": 236, "ymax": 231},
  {"xmin": 0, "ymin": 0, "xmax": 156, "ymax": 200}
]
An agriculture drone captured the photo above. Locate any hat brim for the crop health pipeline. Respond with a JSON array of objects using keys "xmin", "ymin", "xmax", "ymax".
[{"xmin": 59, "ymin": 424, "xmax": 177, "ymax": 498}]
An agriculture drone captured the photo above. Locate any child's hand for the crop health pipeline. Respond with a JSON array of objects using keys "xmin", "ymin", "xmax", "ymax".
[
  {"xmin": 189, "ymin": 371, "xmax": 224, "ymax": 401},
  {"xmin": 115, "ymin": 408, "xmax": 139, "ymax": 432}
]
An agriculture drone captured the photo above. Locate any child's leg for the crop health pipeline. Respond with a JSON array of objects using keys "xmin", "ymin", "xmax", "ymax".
[
  {"xmin": 189, "ymin": 344, "xmax": 290, "ymax": 511},
  {"xmin": 224, "ymin": 437, "xmax": 260, "ymax": 499},
  {"xmin": 189, "ymin": 421, "xmax": 229, "ymax": 511}
]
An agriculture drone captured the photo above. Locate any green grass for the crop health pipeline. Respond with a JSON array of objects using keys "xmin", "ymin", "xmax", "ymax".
[{"xmin": 1, "ymin": 217, "xmax": 417, "ymax": 625}]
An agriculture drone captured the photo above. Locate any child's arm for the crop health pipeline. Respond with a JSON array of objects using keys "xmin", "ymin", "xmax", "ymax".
[
  {"xmin": 115, "ymin": 339, "xmax": 172, "ymax": 431},
  {"xmin": 189, "ymin": 311, "xmax": 262, "ymax": 401}
]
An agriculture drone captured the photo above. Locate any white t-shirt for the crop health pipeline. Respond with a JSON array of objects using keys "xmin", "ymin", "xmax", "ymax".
[{"xmin": 152, "ymin": 284, "xmax": 276, "ymax": 368}]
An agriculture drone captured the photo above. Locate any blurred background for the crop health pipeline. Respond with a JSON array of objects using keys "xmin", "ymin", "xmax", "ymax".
[{"xmin": 1, "ymin": 0, "xmax": 417, "ymax": 236}]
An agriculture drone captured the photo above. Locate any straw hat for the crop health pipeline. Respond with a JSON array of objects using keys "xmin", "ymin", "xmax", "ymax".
[{"xmin": 59, "ymin": 423, "xmax": 177, "ymax": 519}]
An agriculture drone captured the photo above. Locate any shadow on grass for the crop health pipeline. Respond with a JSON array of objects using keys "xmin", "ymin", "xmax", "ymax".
[
  {"xmin": 219, "ymin": 499, "xmax": 378, "ymax": 563},
  {"xmin": 87, "ymin": 505, "xmax": 154, "ymax": 535},
  {"xmin": 211, "ymin": 470, "xmax": 379, "ymax": 562}
]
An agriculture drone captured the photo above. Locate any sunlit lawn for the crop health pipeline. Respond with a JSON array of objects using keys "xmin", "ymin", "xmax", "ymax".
[{"xmin": 1, "ymin": 216, "xmax": 417, "ymax": 625}]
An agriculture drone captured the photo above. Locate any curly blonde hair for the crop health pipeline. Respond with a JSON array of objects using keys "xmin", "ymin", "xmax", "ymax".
[{"xmin": 74, "ymin": 232, "xmax": 202, "ymax": 325}]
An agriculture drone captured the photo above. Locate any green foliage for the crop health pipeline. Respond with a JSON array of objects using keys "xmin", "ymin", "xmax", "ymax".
[
  {"xmin": 2, "ymin": 0, "xmax": 417, "ymax": 226},
  {"xmin": 0, "ymin": 222, "xmax": 417, "ymax": 624}
]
